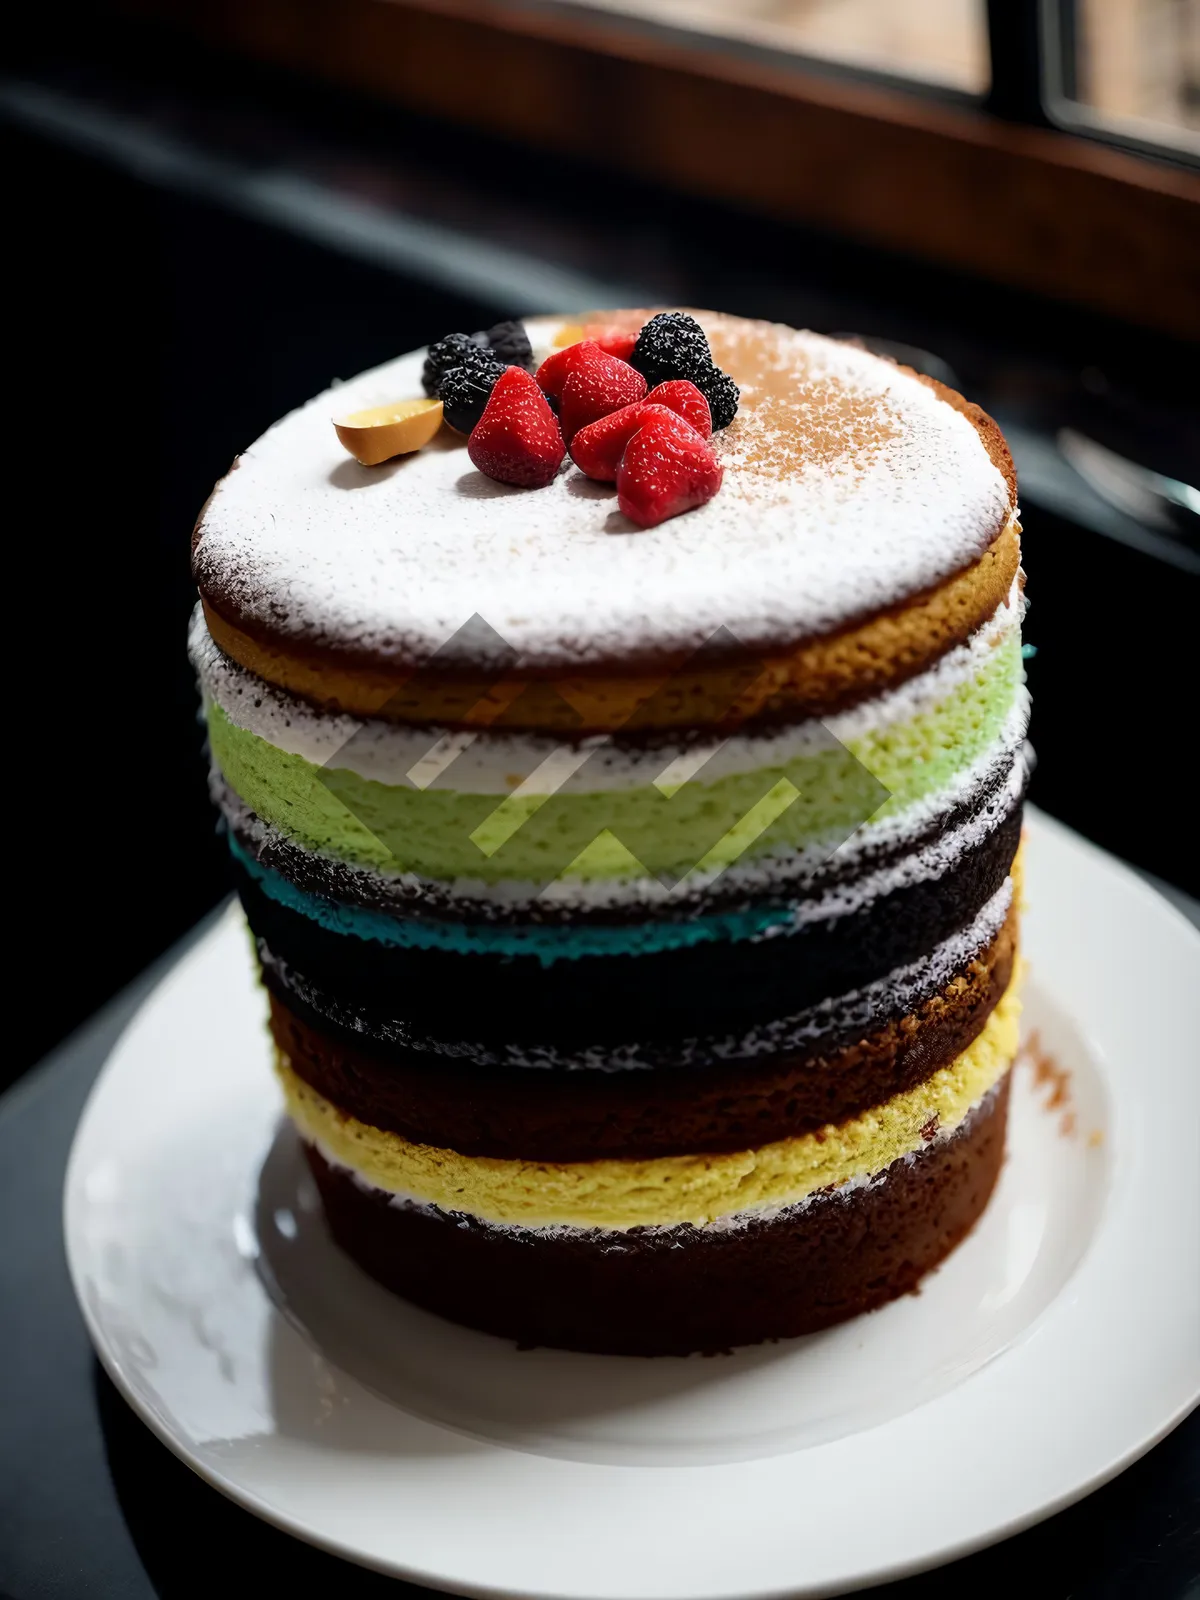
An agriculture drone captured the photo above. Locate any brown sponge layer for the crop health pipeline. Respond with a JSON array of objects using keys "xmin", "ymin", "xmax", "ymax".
[
  {"xmin": 305, "ymin": 1071, "xmax": 1010, "ymax": 1356},
  {"xmin": 199, "ymin": 519, "xmax": 1018, "ymax": 732},
  {"xmin": 271, "ymin": 908, "xmax": 1016, "ymax": 1161}
]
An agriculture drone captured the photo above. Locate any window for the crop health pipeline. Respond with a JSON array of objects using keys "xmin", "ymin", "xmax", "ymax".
[
  {"xmin": 1055, "ymin": 0, "xmax": 1199, "ymax": 155},
  {"xmin": 553, "ymin": 0, "xmax": 989, "ymax": 94},
  {"xmin": 99, "ymin": 0, "xmax": 1199, "ymax": 336},
  {"xmin": 561, "ymin": 0, "xmax": 1200, "ymax": 158}
]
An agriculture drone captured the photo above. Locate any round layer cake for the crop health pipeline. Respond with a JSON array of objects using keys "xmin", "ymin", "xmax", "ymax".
[{"xmin": 191, "ymin": 310, "xmax": 1028, "ymax": 1355}]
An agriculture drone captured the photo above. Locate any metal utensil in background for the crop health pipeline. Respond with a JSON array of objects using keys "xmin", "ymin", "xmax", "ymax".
[{"xmin": 1058, "ymin": 428, "xmax": 1199, "ymax": 550}]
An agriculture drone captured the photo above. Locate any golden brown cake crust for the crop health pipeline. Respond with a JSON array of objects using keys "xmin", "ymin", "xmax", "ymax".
[{"xmin": 199, "ymin": 515, "xmax": 1018, "ymax": 731}]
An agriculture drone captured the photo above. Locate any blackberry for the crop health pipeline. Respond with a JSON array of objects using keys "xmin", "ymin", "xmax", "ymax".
[
  {"xmin": 422, "ymin": 330, "xmax": 492, "ymax": 397},
  {"xmin": 629, "ymin": 312, "xmax": 712, "ymax": 388},
  {"xmin": 480, "ymin": 319, "xmax": 533, "ymax": 370},
  {"xmin": 695, "ymin": 364, "xmax": 740, "ymax": 430},
  {"xmin": 440, "ymin": 347, "xmax": 505, "ymax": 433}
]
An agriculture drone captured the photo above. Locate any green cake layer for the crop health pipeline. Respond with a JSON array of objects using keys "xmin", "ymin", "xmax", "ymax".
[{"xmin": 205, "ymin": 631, "xmax": 1021, "ymax": 885}]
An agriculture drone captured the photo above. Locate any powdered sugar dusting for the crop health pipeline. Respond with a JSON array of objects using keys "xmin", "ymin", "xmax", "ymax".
[
  {"xmin": 193, "ymin": 313, "xmax": 1012, "ymax": 669},
  {"xmin": 709, "ymin": 318, "xmax": 904, "ymax": 481}
]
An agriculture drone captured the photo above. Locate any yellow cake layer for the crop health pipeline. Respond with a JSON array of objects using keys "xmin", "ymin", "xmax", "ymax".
[{"xmin": 276, "ymin": 969, "xmax": 1022, "ymax": 1230}]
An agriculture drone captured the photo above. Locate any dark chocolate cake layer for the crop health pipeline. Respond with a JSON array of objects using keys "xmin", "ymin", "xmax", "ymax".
[
  {"xmin": 305, "ymin": 1073, "xmax": 1010, "ymax": 1356},
  {"xmin": 270, "ymin": 909, "xmax": 1015, "ymax": 1160},
  {"xmin": 236, "ymin": 804, "xmax": 1021, "ymax": 1055}
]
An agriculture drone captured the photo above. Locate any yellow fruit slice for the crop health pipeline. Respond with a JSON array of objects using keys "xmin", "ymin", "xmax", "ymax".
[
  {"xmin": 333, "ymin": 398, "xmax": 443, "ymax": 465},
  {"xmin": 552, "ymin": 323, "xmax": 586, "ymax": 349}
]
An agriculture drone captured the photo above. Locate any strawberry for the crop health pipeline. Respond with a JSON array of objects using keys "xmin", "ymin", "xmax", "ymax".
[
  {"xmin": 536, "ymin": 338, "xmax": 602, "ymax": 403},
  {"xmin": 617, "ymin": 410, "xmax": 723, "ymax": 528},
  {"xmin": 559, "ymin": 352, "xmax": 648, "ymax": 445},
  {"xmin": 584, "ymin": 324, "xmax": 640, "ymax": 362},
  {"xmin": 644, "ymin": 380, "xmax": 712, "ymax": 439},
  {"xmin": 571, "ymin": 401, "xmax": 696, "ymax": 482},
  {"xmin": 571, "ymin": 384, "xmax": 711, "ymax": 481},
  {"xmin": 468, "ymin": 367, "xmax": 565, "ymax": 488}
]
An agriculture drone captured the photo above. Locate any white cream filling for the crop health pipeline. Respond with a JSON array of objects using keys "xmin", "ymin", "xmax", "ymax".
[{"xmin": 190, "ymin": 581, "xmax": 1023, "ymax": 789}]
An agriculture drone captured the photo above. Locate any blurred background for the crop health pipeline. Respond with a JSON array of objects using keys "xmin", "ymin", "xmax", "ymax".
[{"xmin": 5, "ymin": 0, "xmax": 1198, "ymax": 1084}]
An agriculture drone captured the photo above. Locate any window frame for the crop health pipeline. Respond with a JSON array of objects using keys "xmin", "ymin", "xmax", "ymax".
[
  {"xmin": 513, "ymin": 0, "xmax": 989, "ymax": 107},
  {"xmin": 108, "ymin": 0, "xmax": 1200, "ymax": 338},
  {"xmin": 1037, "ymin": 0, "xmax": 1200, "ymax": 170}
]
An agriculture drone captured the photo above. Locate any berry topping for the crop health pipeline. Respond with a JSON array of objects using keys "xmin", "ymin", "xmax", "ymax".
[
  {"xmin": 569, "ymin": 401, "xmax": 687, "ymax": 482},
  {"xmin": 629, "ymin": 312, "xmax": 740, "ymax": 430},
  {"xmin": 535, "ymin": 338, "xmax": 602, "ymax": 403},
  {"xmin": 629, "ymin": 312, "xmax": 713, "ymax": 389},
  {"xmin": 644, "ymin": 380, "xmax": 712, "ymax": 438},
  {"xmin": 694, "ymin": 365, "xmax": 740, "ymax": 431},
  {"xmin": 559, "ymin": 351, "xmax": 648, "ymax": 444},
  {"xmin": 440, "ymin": 346, "xmax": 507, "ymax": 434},
  {"xmin": 421, "ymin": 330, "xmax": 493, "ymax": 397},
  {"xmin": 480, "ymin": 319, "xmax": 534, "ymax": 369},
  {"xmin": 616, "ymin": 410, "xmax": 723, "ymax": 528},
  {"xmin": 570, "ymin": 385, "xmax": 712, "ymax": 481},
  {"xmin": 468, "ymin": 367, "xmax": 566, "ymax": 488},
  {"xmin": 584, "ymin": 324, "xmax": 640, "ymax": 362}
]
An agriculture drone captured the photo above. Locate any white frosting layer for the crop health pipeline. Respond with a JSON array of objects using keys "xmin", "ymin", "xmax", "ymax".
[
  {"xmin": 191, "ymin": 582, "xmax": 1023, "ymax": 788},
  {"xmin": 193, "ymin": 314, "xmax": 1011, "ymax": 669}
]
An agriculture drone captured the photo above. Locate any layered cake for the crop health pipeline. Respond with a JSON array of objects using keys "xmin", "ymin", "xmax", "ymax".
[{"xmin": 191, "ymin": 310, "xmax": 1028, "ymax": 1355}]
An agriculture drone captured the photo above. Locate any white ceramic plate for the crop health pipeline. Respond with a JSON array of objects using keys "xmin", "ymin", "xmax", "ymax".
[{"xmin": 64, "ymin": 809, "xmax": 1200, "ymax": 1598}]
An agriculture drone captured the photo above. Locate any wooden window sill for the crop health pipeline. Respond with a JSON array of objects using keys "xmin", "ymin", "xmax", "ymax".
[{"xmin": 115, "ymin": 0, "xmax": 1200, "ymax": 337}]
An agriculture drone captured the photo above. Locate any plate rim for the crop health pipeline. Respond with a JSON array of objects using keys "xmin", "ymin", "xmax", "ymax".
[{"xmin": 63, "ymin": 807, "xmax": 1200, "ymax": 1600}]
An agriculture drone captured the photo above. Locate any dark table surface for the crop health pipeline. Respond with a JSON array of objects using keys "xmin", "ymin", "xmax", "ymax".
[{"xmin": 2, "ymin": 894, "xmax": 1198, "ymax": 1600}]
